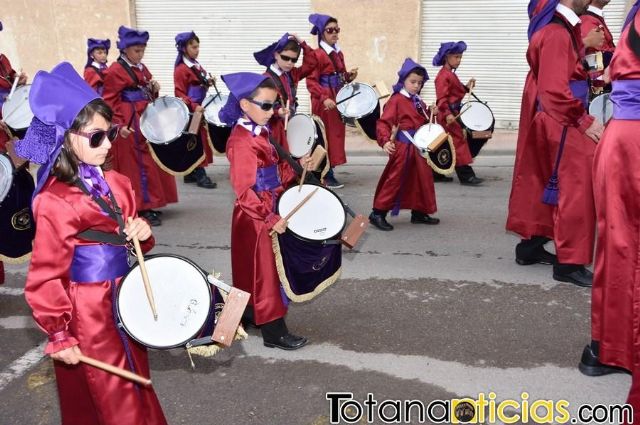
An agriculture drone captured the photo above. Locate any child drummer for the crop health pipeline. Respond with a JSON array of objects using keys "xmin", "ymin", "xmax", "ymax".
[{"xmin": 83, "ymin": 38, "xmax": 110, "ymax": 96}]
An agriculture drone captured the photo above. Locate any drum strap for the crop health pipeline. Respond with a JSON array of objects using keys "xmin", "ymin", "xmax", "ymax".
[
  {"xmin": 189, "ymin": 65, "xmax": 209, "ymax": 87},
  {"xmin": 117, "ymin": 57, "xmax": 141, "ymax": 87},
  {"xmin": 266, "ymin": 69, "xmax": 296, "ymax": 107},
  {"xmin": 73, "ymin": 179, "xmax": 127, "ymax": 245},
  {"xmin": 90, "ymin": 65, "xmax": 105, "ymax": 80}
]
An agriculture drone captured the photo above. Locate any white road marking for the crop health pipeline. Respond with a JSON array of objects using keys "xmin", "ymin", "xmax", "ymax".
[
  {"xmin": 0, "ymin": 341, "xmax": 46, "ymax": 392},
  {"xmin": 0, "ymin": 287, "xmax": 24, "ymax": 296},
  {"xmin": 0, "ymin": 316, "xmax": 36, "ymax": 329}
]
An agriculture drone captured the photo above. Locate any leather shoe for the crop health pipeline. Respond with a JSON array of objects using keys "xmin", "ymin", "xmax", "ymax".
[
  {"xmin": 263, "ymin": 333, "xmax": 308, "ymax": 350},
  {"xmin": 578, "ymin": 344, "xmax": 629, "ymax": 376},
  {"xmin": 433, "ymin": 173, "xmax": 454, "ymax": 182},
  {"xmin": 369, "ymin": 212, "xmax": 393, "ymax": 231},
  {"xmin": 196, "ymin": 175, "xmax": 217, "ymax": 189},
  {"xmin": 516, "ymin": 248, "xmax": 556, "ymax": 266},
  {"xmin": 183, "ymin": 173, "xmax": 198, "ymax": 184},
  {"xmin": 460, "ymin": 176, "xmax": 484, "ymax": 186},
  {"xmin": 410, "ymin": 213, "xmax": 440, "ymax": 225},
  {"xmin": 140, "ymin": 210, "xmax": 162, "ymax": 227},
  {"xmin": 553, "ymin": 265, "xmax": 592, "ymax": 287}
]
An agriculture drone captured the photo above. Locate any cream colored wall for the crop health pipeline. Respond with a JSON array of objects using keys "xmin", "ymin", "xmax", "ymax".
[{"xmin": 0, "ymin": 0, "xmax": 132, "ymax": 80}]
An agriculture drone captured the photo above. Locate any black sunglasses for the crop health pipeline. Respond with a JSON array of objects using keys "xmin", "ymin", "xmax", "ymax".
[
  {"xmin": 279, "ymin": 53, "xmax": 299, "ymax": 63},
  {"xmin": 325, "ymin": 27, "xmax": 340, "ymax": 34},
  {"xmin": 70, "ymin": 125, "xmax": 120, "ymax": 148},
  {"xmin": 247, "ymin": 99, "xmax": 279, "ymax": 111}
]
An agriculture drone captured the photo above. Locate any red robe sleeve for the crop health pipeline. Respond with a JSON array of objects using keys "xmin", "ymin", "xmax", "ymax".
[
  {"xmin": 581, "ymin": 15, "xmax": 615, "ymax": 54},
  {"xmin": 376, "ymin": 94, "xmax": 400, "ymax": 147},
  {"xmin": 174, "ymin": 64, "xmax": 199, "ymax": 111},
  {"xmin": 435, "ymin": 69, "xmax": 465, "ymax": 117},
  {"xmin": 83, "ymin": 67, "xmax": 102, "ymax": 92},
  {"xmin": 306, "ymin": 50, "xmax": 334, "ymax": 104},
  {"xmin": 290, "ymin": 41, "xmax": 318, "ymax": 85}
]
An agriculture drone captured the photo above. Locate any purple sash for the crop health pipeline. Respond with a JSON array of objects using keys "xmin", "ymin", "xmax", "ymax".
[
  {"xmin": 611, "ymin": 80, "xmax": 640, "ymax": 120},
  {"xmin": 253, "ymin": 165, "xmax": 281, "ymax": 192},
  {"xmin": 71, "ymin": 244, "xmax": 129, "ymax": 283},
  {"xmin": 188, "ymin": 85, "xmax": 206, "ymax": 104},
  {"xmin": 0, "ymin": 87, "xmax": 10, "ymax": 108},
  {"xmin": 537, "ymin": 80, "xmax": 589, "ymax": 112},
  {"xmin": 319, "ymin": 73, "xmax": 343, "ymax": 89},
  {"xmin": 395, "ymin": 129, "xmax": 416, "ymax": 145},
  {"xmin": 121, "ymin": 89, "xmax": 147, "ymax": 103}
]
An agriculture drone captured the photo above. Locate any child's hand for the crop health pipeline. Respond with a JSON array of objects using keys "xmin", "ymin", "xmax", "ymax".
[
  {"xmin": 446, "ymin": 114, "xmax": 456, "ymax": 125},
  {"xmin": 466, "ymin": 78, "xmax": 476, "ymax": 90},
  {"xmin": 323, "ymin": 99, "xmax": 336, "ymax": 110},
  {"xmin": 347, "ymin": 68, "xmax": 358, "ymax": 82},
  {"xmin": 383, "ymin": 141, "xmax": 396, "ymax": 155},
  {"xmin": 195, "ymin": 105, "xmax": 205, "ymax": 113},
  {"xmin": 125, "ymin": 217, "xmax": 153, "ymax": 242},
  {"xmin": 119, "ymin": 127, "xmax": 133, "ymax": 138},
  {"xmin": 299, "ymin": 154, "xmax": 315, "ymax": 171},
  {"xmin": 17, "ymin": 72, "xmax": 27, "ymax": 85},
  {"xmin": 289, "ymin": 33, "xmax": 303, "ymax": 44},
  {"xmin": 272, "ymin": 218, "xmax": 288, "ymax": 235},
  {"xmin": 51, "ymin": 345, "xmax": 82, "ymax": 365},
  {"xmin": 278, "ymin": 107, "xmax": 290, "ymax": 118}
]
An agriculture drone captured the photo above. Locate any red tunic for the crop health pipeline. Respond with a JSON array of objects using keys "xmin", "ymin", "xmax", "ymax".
[
  {"xmin": 373, "ymin": 92, "xmax": 436, "ymax": 214},
  {"xmin": 226, "ymin": 125, "xmax": 297, "ymax": 325},
  {"xmin": 264, "ymin": 41, "xmax": 317, "ymax": 153},
  {"xmin": 24, "ymin": 171, "xmax": 167, "ymax": 425},
  {"xmin": 434, "ymin": 67, "xmax": 473, "ymax": 167},
  {"xmin": 506, "ymin": 14, "xmax": 596, "ymax": 265},
  {"xmin": 592, "ymin": 16, "xmax": 640, "ymax": 422},
  {"xmin": 83, "ymin": 65, "xmax": 107, "ymax": 95},
  {"xmin": 0, "ymin": 54, "xmax": 17, "ymax": 151},
  {"xmin": 103, "ymin": 61, "xmax": 178, "ymax": 211},
  {"xmin": 581, "ymin": 10, "xmax": 615, "ymax": 85},
  {"xmin": 174, "ymin": 62, "xmax": 214, "ymax": 166},
  {"xmin": 307, "ymin": 46, "xmax": 348, "ymax": 167}
]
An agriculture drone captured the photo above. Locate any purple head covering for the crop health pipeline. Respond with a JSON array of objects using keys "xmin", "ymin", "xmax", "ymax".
[
  {"xmin": 253, "ymin": 33, "xmax": 292, "ymax": 68},
  {"xmin": 432, "ymin": 41, "xmax": 467, "ymax": 67},
  {"xmin": 116, "ymin": 25, "xmax": 149, "ymax": 51},
  {"xmin": 309, "ymin": 13, "xmax": 333, "ymax": 44},
  {"xmin": 85, "ymin": 38, "xmax": 111, "ymax": 68},
  {"xmin": 527, "ymin": 0, "xmax": 560, "ymax": 41},
  {"xmin": 218, "ymin": 73, "xmax": 270, "ymax": 126},
  {"xmin": 624, "ymin": 0, "xmax": 640, "ymax": 31},
  {"xmin": 175, "ymin": 31, "xmax": 197, "ymax": 68},
  {"xmin": 14, "ymin": 62, "xmax": 99, "ymax": 198},
  {"xmin": 392, "ymin": 58, "xmax": 429, "ymax": 94}
]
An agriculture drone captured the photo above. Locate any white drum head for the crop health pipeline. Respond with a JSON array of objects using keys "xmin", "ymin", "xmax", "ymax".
[
  {"xmin": 589, "ymin": 93, "xmax": 613, "ymax": 125},
  {"xmin": 460, "ymin": 101, "xmax": 494, "ymax": 131},
  {"xmin": 117, "ymin": 255, "xmax": 211, "ymax": 349},
  {"xmin": 287, "ymin": 114, "xmax": 317, "ymax": 158},
  {"xmin": 140, "ymin": 96, "xmax": 190, "ymax": 144},
  {"xmin": 2, "ymin": 85, "xmax": 33, "ymax": 130},
  {"xmin": 203, "ymin": 94, "xmax": 229, "ymax": 127},
  {"xmin": 336, "ymin": 83, "xmax": 378, "ymax": 119},
  {"xmin": 0, "ymin": 154, "xmax": 14, "ymax": 203},
  {"xmin": 413, "ymin": 124, "xmax": 447, "ymax": 151},
  {"xmin": 278, "ymin": 184, "xmax": 346, "ymax": 241}
]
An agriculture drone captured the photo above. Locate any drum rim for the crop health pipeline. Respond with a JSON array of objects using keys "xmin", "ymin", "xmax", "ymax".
[
  {"xmin": 287, "ymin": 113, "xmax": 318, "ymax": 158},
  {"xmin": 459, "ymin": 101, "xmax": 495, "ymax": 130},
  {"xmin": 336, "ymin": 83, "xmax": 378, "ymax": 119},
  {"xmin": 413, "ymin": 123, "xmax": 447, "ymax": 149},
  {"xmin": 1, "ymin": 84, "xmax": 33, "ymax": 130},
  {"xmin": 0, "ymin": 153, "xmax": 14, "ymax": 203},
  {"xmin": 203, "ymin": 94, "xmax": 229, "ymax": 127},
  {"xmin": 140, "ymin": 96, "xmax": 190, "ymax": 144},
  {"xmin": 116, "ymin": 253, "xmax": 213, "ymax": 349},
  {"xmin": 588, "ymin": 93, "xmax": 613, "ymax": 123},
  {"xmin": 277, "ymin": 183, "xmax": 347, "ymax": 243}
]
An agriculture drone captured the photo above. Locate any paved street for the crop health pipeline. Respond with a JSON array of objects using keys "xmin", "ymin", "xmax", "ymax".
[{"xmin": 0, "ymin": 141, "xmax": 631, "ymax": 424}]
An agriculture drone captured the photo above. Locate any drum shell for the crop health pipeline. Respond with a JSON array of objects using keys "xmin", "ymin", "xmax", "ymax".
[
  {"xmin": 0, "ymin": 164, "xmax": 35, "ymax": 261},
  {"xmin": 2, "ymin": 85, "xmax": 34, "ymax": 133},
  {"xmin": 147, "ymin": 131, "xmax": 204, "ymax": 176},
  {"xmin": 208, "ymin": 123, "xmax": 232, "ymax": 153},
  {"xmin": 355, "ymin": 101, "xmax": 380, "ymax": 141},
  {"xmin": 459, "ymin": 101, "xmax": 495, "ymax": 158},
  {"xmin": 336, "ymin": 83, "xmax": 378, "ymax": 119}
]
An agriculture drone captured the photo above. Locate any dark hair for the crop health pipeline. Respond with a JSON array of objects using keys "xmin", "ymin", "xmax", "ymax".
[
  {"xmin": 248, "ymin": 78, "xmax": 277, "ymax": 99},
  {"xmin": 53, "ymin": 99, "xmax": 113, "ymax": 183},
  {"xmin": 407, "ymin": 67, "xmax": 426, "ymax": 79},
  {"xmin": 280, "ymin": 40, "xmax": 301, "ymax": 54},
  {"xmin": 187, "ymin": 35, "xmax": 200, "ymax": 45},
  {"xmin": 327, "ymin": 17, "xmax": 338, "ymax": 26}
]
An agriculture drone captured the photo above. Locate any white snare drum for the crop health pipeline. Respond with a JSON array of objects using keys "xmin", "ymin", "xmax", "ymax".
[
  {"xmin": 585, "ymin": 52, "xmax": 604, "ymax": 72},
  {"xmin": 116, "ymin": 255, "xmax": 212, "ymax": 349},
  {"xmin": 0, "ymin": 154, "xmax": 14, "ymax": 203},
  {"xmin": 336, "ymin": 83, "xmax": 378, "ymax": 119},
  {"xmin": 278, "ymin": 184, "xmax": 346, "ymax": 242},
  {"xmin": 460, "ymin": 101, "xmax": 495, "ymax": 132},
  {"xmin": 2, "ymin": 85, "xmax": 33, "ymax": 131},
  {"xmin": 203, "ymin": 94, "xmax": 229, "ymax": 127},
  {"xmin": 287, "ymin": 114, "xmax": 319, "ymax": 158},
  {"xmin": 140, "ymin": 96, "xmax": 190, "ymax": 145},
  {"xmin": 589, "ymin": 93, "xmax": 613, "ymax": 125},
  {"xmin": 410, "ymin": 124, "xmax": 448, "ymax": 158}
]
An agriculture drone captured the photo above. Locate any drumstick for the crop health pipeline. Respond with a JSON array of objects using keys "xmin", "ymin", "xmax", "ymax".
[
  {"xmin": 284, "ymin": 99, "xmax": 291, "ymax": 131},
  {"xmin": 452, "ymin": 105, "xmax": 472, "ymax": 121},
  {"xmin": 7, "ymin": 76, "xmax": 19, "ymax": 100},
  {"xmin": 127, "ymin": 217, "xmax": 158, "ymax": 321},
  {"xmin": 269, "ymin": 187, "xmax": 319, "ymax": 236},
  {"xmin": 390, "ymin": 125, "xmax": 399, "ymax": 143},
  {"xmin": 78, "ymin": 355, "xmax": 152, "ymax": 387},
  {"xmin": 298, "ymin": 164, "xmax": 308, "ymax": 192},
  {"xmin": 335, "ymin": 91, "xmax": 361, "ymax": 106}
]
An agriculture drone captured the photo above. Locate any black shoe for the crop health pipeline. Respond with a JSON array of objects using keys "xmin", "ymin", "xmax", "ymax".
[
  {"xmin": 553, "ymin": 265, "xmax": 592, "ymax": 287},
  {"xmin": 183, "ymin": 172, "xmax": 198, "ymax": 184},
  {"xmin": 433, "ymin": 172, "xmax": 454, "ymax": 182},
  {"xmin": 140, "ymin": 210, "xmax": 162, "ymax": 227},
  {"xmin": 460, "ymin": 176, "xmax": 484, "ymax": 186},
  {"xmin": 578, "ymin": 344, "xmax": 629, "ymax": 376},
  {"xmin": 196, "ymin": 174, "xmax": 217, "ymax": 189},
  {"xmin": 324, "ymin": 175, "xmax": 344, "ymax": 189},
  {"xmin": 369, "ymin": 212, "xmax": 394, "ymax": 231},
  {"xmin": 410, "ymin": 212, "xmax": 440, "ymax": 225},
  {"xmin": 263, "ymin": 333, "xmax": 308, "ymax": 350},
  {"xmin": 515, "ymin": 244, "xmax": 556, "ymax": 266}
]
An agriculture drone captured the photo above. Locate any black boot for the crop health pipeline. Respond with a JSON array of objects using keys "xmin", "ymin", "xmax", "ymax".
[
  {"xmin": 432, "ymin": 170, "xmax": 453, "ymax": 182},
  {"xmin": 139, "ymin": 210, "xmax": 162, "ymax": 227},
  {"xmin": 410, "ymin": 210, "xmax": 440, "ymax": 225},
  {"xmin": 553, "ymin": 264, "xmax": 593, "ymax": 287},
  {"xmin": 369, "ymin": 209, "xmax": 393, "ymax": 231},
  {"xmin": 456, "ymin": 165, "xmax": 484, "ymax": 186},
  {"xmin": 241, "ymin": 306, "xmax": 258, "ymax": 330},
  {"xmin": 261, "ymin": 318, "xmax": 308, "ymax": 350},
  {"xmin": 579, "ymin": 341, "xmax": 629, "ymax": 376},
  {"xmin": 192, "ymin": 167, "xmax": 217, "ymax": 189},
  {"xmin": 515, "ymin": 236, "xmax": 556, "ymax": 265}
]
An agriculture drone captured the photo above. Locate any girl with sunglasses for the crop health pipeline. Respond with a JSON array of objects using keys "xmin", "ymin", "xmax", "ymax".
[
  {"xmin": 83, "ymin": 38, "xmax": 110, "ymax": 96},
  {"xmin": 17, "ymin": 62, "xmax": 167, "ymax": 425},
  {"xmin": 253, "ymin": 32, "xmax": 316, "ymax": 151},
  {"xmin": 306, "ymin": 13, "xmax": 358, "ymax": 189},
  {"xmin": 218, "ymin": 72, "xmax": 313, "ymax": 350}
]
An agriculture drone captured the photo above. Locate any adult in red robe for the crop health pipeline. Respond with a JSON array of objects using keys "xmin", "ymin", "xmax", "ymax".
[
  {"xmin": 83, "ymin": 38, "xmax": 110, "ymax": 96},
  {"xmin": 102, "ymin": 26, "xmax": 177, "ymax": 226},
  {"xmin": 369, "ymin": 58, "xmax": 439, "ymax": 231},
  {"xmin": 506, "ymin": 0, "xmax": 603, "ymax": 287},
  {"xmin": 580, "ymin": 0, "xmax": 615, "ymax": 91}
]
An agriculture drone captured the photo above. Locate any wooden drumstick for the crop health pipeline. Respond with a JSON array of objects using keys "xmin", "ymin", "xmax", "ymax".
[
  {"xmin": 7, "ymin": 76, "xmax": 19, "ymax": 100},
  {"xmin": 269, "ymin": 187, "xmax": 319, "ymax": 236},
  {"xmin": 284, "ymin": 99, "xmax": 291, "ymax": 131},
  {"xmin": 390, "ymin": 125, "xmax": 399, "ymax": 143},
  {"xmin": 298, "ymin": 163, "xmax": 308, "ymax": 192},
  {"xmin": 452, "ymin": 105, "xmax": 472, "ymax": 121},
  {"xmin": 78, "ymin": 355, "xmax": 152, "ymax": 387},
  {"xmin": 127, "ymin": 217, "xmax": 158, "ymax": 321}
]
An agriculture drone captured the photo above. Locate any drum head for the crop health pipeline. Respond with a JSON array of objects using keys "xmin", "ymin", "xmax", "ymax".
[
  {"xmin": 140, "ymin": 96, "xmax": 190, "ymax": 145},
  {"xmin": 2, "ymin": 85, "xmax": 33, "ymax": 131},
  {"xmin": 460, "ymin": 101, "xmax": 494, "ymax": 131},
  {"xmin": 278, "ymin": 184, "xmax": 346, "ymax": 242},
  {"xmin": 589, "ymin": 93, "xmax": 613, "ymax": 125},
  {"xmin": 336, "ymin": 83, "xmax": 378, "ymax": 119},
  {"xmin": 203, "ymin": 94, "xmax": 229, "ymax": 127},
  {"xmin": 413, "ymin": 124, "xmax": 447, "ymax": 153},
  {"xmin": 0, "ymin": 154, "xmax": 13, "ymax": 203},
  {"xmin": 117, "ymin": 255, "xmax": 212, "ymax": 349},
  {"xmin": 287, "ymin": 114, "xmax": 317, "ymax": 158}
]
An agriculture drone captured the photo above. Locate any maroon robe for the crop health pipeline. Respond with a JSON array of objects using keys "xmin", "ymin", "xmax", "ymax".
[
  {"xmin": 506, "ymin": 13, "xmax": 596, "ymax": 265},
  {"xmin": 307, "ymin": 45, "xmax": 348, "ymax": 167},
  {"xmin": 83, "ymin": 65, "xmax": 107, "ymax": 95},
  {"xmin": 264, "ymin": 40, "xmax": 316, "ymax": 153},
  {"xmin": 592, "ymin": 14, "xmax": 640, "ymax": 422},
  {"xmin": 434, "ymin": 67, "xmax": 473, "ymax": 167},
  {"xmin": 174, "ymin": 61, "xmax": 214, "ymax": 165},
  {"xmin": 581, "ymin": 9, "xmax": 615, "ymax": 86},
  {"xmin": 24, "ymin": 171, "xmax": 167, "ymax": 425},
  {"xmin": 373, "ymin": 92, "xmax": 436, "ymax": 214},
  {"xmin": 226, "ymin": 125, "xmax": 297, "ymax": 325},
  {"xmin": 0, "ymin": 54, "xmax": 17, "ymax": 152},
  {"xmin": 102, "ymin": 60, "xmax": 178, "ymax": 211}
]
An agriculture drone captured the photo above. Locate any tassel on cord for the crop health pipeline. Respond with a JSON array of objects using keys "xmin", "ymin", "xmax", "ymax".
[{"xmin": 541, "ymin": 127, "xmax": 568, "ymax": 207}]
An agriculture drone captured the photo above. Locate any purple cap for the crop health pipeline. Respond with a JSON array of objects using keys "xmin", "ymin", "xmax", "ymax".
[
  {"xmin": 14, "ymin": 62, "xmax": 99, "ymax": 198},
  {"xmin": 392, "ymin": 58, "xmax": 429, "ymax": 94},
  {"xmin": 624, "ymin": 0, "xmax": 640, "ymax": 31},
  {"xmin": 527, "ymin": 0, "xmax": 560, "ymax": 41},
  {"xmin": 86, "ymin": 38, "xmax": 111, "ymax": 68},
  {"xmin": 253, "ymin": 33, "xmax": 292, "ymax": 68},
  {"xmin": 432, "ymin": 41, "xmax": 467, "ymax": 67},
  {"xmin": 116, "ymin": 25, "xmax": 149, "ymax": 51},
  {"xmin": 175, "ymin": 31, "xmax": 197, "ymax": 68},
  {"xmin": 309, "ymin": 13, "xmax": 333, "ymax": 43},
  {"xmin": 218, "ymin": 72, "xmax": 270, "ymax": 126}
]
